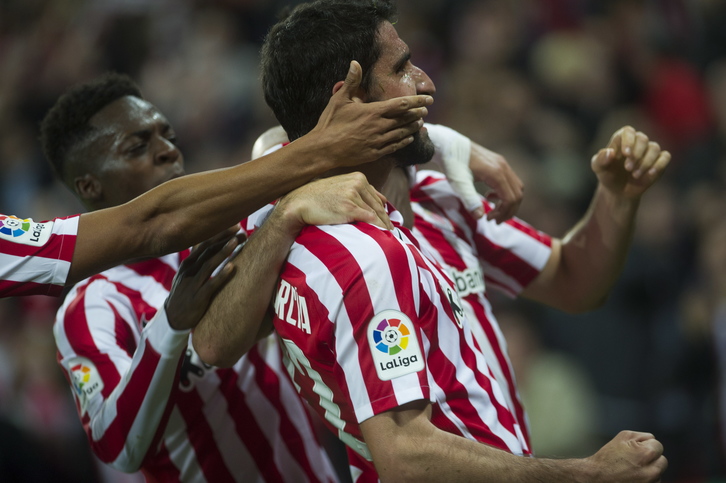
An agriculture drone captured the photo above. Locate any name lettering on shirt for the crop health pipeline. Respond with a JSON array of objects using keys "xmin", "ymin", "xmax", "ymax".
[
  {"xmin": 367, "ymin": 310, "xmax": 424, "ymax": 381},
  {"xmin": 0, "ymin": 216, "xmax": 54, "ymax": 247},
  {"xmin": 274, "ymin": 280, "xmax": 311, "ymax": 334}
]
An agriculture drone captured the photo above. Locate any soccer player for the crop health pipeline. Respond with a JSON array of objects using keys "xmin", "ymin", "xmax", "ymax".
[
  {"xmin": 48, "ymin": 73, "xmax": 402, "ymax": 481},
  {"xmin": 196, "ymin": 1, "xmax": 670, "ymax": 481},
  {"xmin": 1, "ymin": 60, "xmax": 429, "ymax": 298}
]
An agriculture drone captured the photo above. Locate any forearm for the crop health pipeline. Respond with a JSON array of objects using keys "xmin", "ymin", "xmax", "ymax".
[
  {"xmin": 193, "ymin": 205, "xmax": 300, "ymax": 367},
  {"xmin": 68, "ymin": 135, "xmax": 331, "ymax": 284},
  {"xmin": 552, "ymin": 184, "xmax": 639, "ymax": 312},
  {"xmin": 85, "ymin": 310, "xmax": 188, "ymax": 470},
  {"xmin": 138, "ymin": 134, "xmax": 334, "ymax": 251},
  {"xmin": 370, "ymin": 417, "xmax": 589, "ymax": 482}
]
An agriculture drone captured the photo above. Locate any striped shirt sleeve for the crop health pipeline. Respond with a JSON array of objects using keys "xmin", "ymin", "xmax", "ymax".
[
  {"xmin": 0, "ymin": 214, "xmax": 79, "ymax": 297},
  {"xmin": 283, "ymin": 223, "xmax": 432, "ymax": 425},
  {"xmin": 54, "ymin": 278, "xmax": 190, "ymax": 472},
  {"xmin": 412, "ymin": 171, "xmax": 552, "ymax": 297}
]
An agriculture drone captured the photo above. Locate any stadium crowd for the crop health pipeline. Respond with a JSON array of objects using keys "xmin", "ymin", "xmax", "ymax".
[{"xmin": 0, "ymin": 0, "xmax": 725, "ymax": 481}]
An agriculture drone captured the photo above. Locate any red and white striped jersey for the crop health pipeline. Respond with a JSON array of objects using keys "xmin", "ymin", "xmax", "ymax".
[
  {"xmin": 410, "ymin": 169, "xmax": 552, "ymax": 439},
  {"xmin": 54, "ymin": 252, "xmax": 338, "ymax": 483},
  {"xmin": 244, "ymin": 191, "xmax": 548, "ymax": 476},
  {"xmin": 345, "ymin": 170, "xmax": 553, "ymax": 481},
  {"xmin": 0, "ymin": 214, "xmax": 78, "ymax": 297}
]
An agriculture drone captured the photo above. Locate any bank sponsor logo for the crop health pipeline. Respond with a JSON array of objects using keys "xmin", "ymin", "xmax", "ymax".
[
  {"xmin": 367, "ymin": 310, "xmax": 424, "ymax": 381},
  {"xmin": 448, "ymin": 265, "xmax": 485, "ymax": 298},
  {"xmin": 0, "ymin": 215, "xmax": 53, "ymax": 246},
  {"xmin": 69, "ymin": 357, "xmax": 104, "ymax": 415}
]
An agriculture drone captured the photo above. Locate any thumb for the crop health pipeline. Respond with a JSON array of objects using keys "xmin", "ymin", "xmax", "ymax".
[
  {"xmin": 591, "ymin": 148, "xmax": 614, "ymax": 172},
  {"xmin": 338, "ymin": 60, "xmax": 362, "ymax": 99}
]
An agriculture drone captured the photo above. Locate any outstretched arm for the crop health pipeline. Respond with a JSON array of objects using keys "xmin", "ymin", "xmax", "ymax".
[
  {"xmin": 361, "ymin": 400, "xmax": 666, "ymax": 483},
  {"xmin": 250, "ymin": 123, "xmax": 525, "ymax": 225},
  {"xmin": 522, "ymin": 126, "xmax": 671, "ymax": 313},
  {"xmin": 192, "ymin": 172, "xmax": 390, "ymax": 367},
  {"xmin": 67, "ymin": 60, "xmax": 430, "ymax": 284}
]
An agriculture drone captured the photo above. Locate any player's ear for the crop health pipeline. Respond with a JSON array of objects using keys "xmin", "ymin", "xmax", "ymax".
[
  {"xmin": 331, "ymin": 80, "xmax": 367, "ymax": 101},
  {"xmin": 74, "ymin": 173, "xmax": 103, "ymax": 202}
]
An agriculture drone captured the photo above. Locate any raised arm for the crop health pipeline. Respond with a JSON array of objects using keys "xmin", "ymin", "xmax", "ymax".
[
  {"xmin": 522, "ymin": 126, "xmax": 671, "ymax": 313},
  {"xmin": 192, "ymin": 172, "xmax": 390, "ymax": 367},
  {"xmin": 67, "ymin": 61, "xmax": 430, "ymax": 284},
  {"xmin": 425, "ymin": 123, "xmax": 523, "ymax": 223},
  {"xmin": 361, "ymin": 400, "xmax": 666, "ymax": 482}
]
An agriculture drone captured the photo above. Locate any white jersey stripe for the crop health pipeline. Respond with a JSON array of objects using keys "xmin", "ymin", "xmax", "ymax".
[{"xmin": 55, "ymin": 252, "xmax": 339, "ymax": 482}]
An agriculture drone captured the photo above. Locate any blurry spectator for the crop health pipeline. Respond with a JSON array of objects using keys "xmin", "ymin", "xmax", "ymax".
[
  {"xmin": 1, "ymin": 0, "xmax": 725, "ymax": 480},
  {"xmin": 499, "ymin": 307, "xmax": 600, "ymax": 458}
]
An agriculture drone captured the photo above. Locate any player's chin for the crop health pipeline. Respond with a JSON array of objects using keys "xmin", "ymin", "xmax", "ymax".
[{"xmin": 394, "ymin": 132, "xmax": 435, "ymax": 168}]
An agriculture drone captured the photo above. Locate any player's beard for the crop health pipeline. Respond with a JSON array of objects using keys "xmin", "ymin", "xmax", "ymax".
[{"xmin": 392, "ymin": 128, "xmax": 435, "ymax": 168}]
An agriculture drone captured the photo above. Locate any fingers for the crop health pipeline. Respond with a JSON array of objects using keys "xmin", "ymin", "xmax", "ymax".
[
  {"xmin": 376, "ymin": 132, "xmax": 416, "ymax": 157},
  {"xmin": 385, "ymin": 106, "xmax": 429, "ymax": 127},
  {"xmin": 380, "ymin": 116, "xmax": 424, "ymax": 142},
  {"xmin": 283, "ymin": 172, "xmax": 393, "ymax": 229},
  {"xmin": 607, "ymin": 126, "xmax": 671, "ymax": 181},
  {"xmin": 181, "ymin": 228, "xmax": 239, "ymax": 278},
  {"xmin": 332, "ymin": 173, "xmax": 392, "ymax": 229},
  {"xmin": 609, "ymin": 125, "xmax": 635, "ymax": 157},
  {"xmin": 358, "ymin": 183, "xmax": 393, "ymax": 230},
  {"xmin": 590, "ymin": 148, "xmax": 616, "ymax": 172},
  {"xmin": 198, "ymin": 259, "xmax": 235, "ymax": 299},
  {"xmin": 334, "ymin": 60, "xmax": 363, "ymax": 101},
  {"xmin": 377, "ymin": 94, "xmax": 434, "ymax": 116},
  {"xmin": 630, "ymin": 141, "xmax": 658, "ymax": 178},
  {"xmin": 488, "ymin": 166, "xmax": 524, "ymax": 223},
  {"xmin": 486, "ymin": 192, "xmax": 520, "ymax": 224},
  {"xmin": 630, "ymin": 131, "xmax": 650, "ymax": 163}
]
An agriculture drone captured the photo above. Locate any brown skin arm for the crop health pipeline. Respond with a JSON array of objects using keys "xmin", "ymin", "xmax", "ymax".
[
  {"xmin": 360, "ymin": 400, "xmax": 667, "ymax": 483},
  {"xmin": 67, "ymin": 60, "xmax": 430, "ymax": 284},
  {"xmin": 192, "ymin": 172, "xmax": 391, "ymax": 367},
  {"xmin": 521, "ymin": 126, "xmax": 671, "ymax": 313}
]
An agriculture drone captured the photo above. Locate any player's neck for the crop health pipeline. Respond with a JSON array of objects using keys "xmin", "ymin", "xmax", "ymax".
[
  {"xmin": 380, "ymin": 166, "xmax": 414, "ymax": 229},
  {"xmin": 323, "ymin": 157, "xmax": 395, "ymax": 191}
]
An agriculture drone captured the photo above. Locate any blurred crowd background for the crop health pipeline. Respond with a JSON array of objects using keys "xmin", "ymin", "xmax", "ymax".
[{"xmin": 1, "ymin": 0, "xmax": 725, "ymax": 481}]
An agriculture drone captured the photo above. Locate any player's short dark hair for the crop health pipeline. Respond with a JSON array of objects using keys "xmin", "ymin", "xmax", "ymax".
[
  {"xmin": 40, "ymin": 72, "xmax": 143, "ymax": 180},
  {"xmin": 261, "ymin": 0, "xmax": 397, "ymax": 141}
]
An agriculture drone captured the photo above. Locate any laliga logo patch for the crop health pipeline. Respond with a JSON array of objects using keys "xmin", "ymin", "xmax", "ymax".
[
  {"xmin": 367, "ymin": 310, "xmax": 424, "ymax": 381},
  {"xmin": 0, "ymin": 215, "xmax": 30, "ymax": 237},
  {"xmin": 0, "ymin": 215, "xmax": 53, "ymax": 246},
  {"xmin": 69, "ymin": 357, "xmax": 104, "ymax": 415}
]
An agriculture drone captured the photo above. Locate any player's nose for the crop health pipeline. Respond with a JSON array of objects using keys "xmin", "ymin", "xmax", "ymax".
[{"xmin": 413, "ymin": 65, "xmax": 436, "ymax": 96}]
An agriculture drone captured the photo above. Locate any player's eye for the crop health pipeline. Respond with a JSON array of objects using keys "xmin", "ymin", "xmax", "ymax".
[{"xmin": 127, "ymin": 143, "xmax": 147, "ymax": 156}]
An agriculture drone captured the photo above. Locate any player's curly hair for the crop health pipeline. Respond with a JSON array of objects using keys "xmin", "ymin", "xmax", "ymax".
[
  {"xmin": 261, "ymin": 0, "xmax": 397, "ymax": 141},
  {"xmin": 40, "ymin": 72, "xmax": 142, "ymax": 181}
]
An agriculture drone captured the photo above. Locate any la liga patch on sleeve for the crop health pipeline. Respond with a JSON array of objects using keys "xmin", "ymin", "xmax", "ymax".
[
  {"xmin": 68, "ymin": 357, "xmax": 104, "ymax": 415},
  {"xmin": 367, "ymin": 310, "xmax": 424, "ymax": 381},
  {"xmin": 0, "ymin": 216, "xmax": 53, "ymax": 246}
]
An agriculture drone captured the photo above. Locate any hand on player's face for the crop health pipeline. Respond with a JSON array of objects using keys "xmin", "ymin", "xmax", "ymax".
[{"xmin": 311, "ymin": 58, "xmax": 433, "ymax": 167}]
